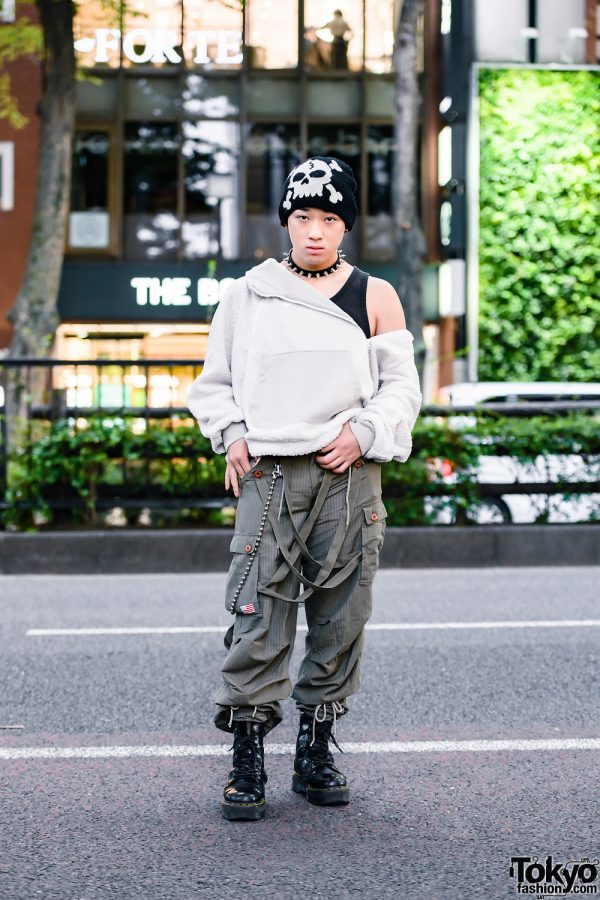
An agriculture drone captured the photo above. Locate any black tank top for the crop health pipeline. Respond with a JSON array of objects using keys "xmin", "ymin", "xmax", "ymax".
[{"xmin": 328, "ymin": 266, "xmax": 371, "ymax": 339}]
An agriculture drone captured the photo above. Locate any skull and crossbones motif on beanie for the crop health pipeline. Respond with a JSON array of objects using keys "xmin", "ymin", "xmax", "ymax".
[{"xmin": 278, "ymin": 156, "xmax": 358, "ymax": 232}]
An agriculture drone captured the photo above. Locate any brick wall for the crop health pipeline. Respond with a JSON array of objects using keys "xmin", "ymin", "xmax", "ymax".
[{"xmin": 0, "ymin": 5, "xmax": 41, "ymax": 349}]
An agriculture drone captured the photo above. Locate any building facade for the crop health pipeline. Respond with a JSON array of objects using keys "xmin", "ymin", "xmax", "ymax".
[
  {"xmin": 2, "ymin": 1, "xmax": 431, "ymax": 370},
  {"xmin": 0, "ymin": 0, "xmax": 597, "ymax": 405}
]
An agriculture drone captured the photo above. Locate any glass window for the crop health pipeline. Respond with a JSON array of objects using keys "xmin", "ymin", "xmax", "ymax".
[
  {"xmin": 365, "ymin": 77, "xmax": 394, "ymax": 117},
  {"xmin": 124, "ymin": 78, "xmax": 183, "ymax": 118},
  {"xmin": 365, "ymin": 0, "xmax": 396, "ymax": 73},
  {"xmin": 75, "ymin": 77, "xmax": 118, "ymax": 120},
  {"xmin": 365, "ymin": 125, "xmax": 395, "ymax": 261},
  {"xmin": 307, "ymin": 79, "xmax": 361, "ymax": 117},
  {"xmin": 0, "ymin": 142, "xmax": 15, "ymax": 211},
  {"xmin": 304, "ymin": 1, "xmax": 363, "ymax": 71},
  {"xmin": 307, "ymin": 125, "xmax": 361, "ymax": 183},
  {"xmin": 182, "ymin": 75, "xmax": 240, "ymax": 118},
  {"xmin": 473, "ymin": 0, "xmax": 528, "ymax": 62},
  {"xmin": 121, "ymin": 0, "xmax": 183, "ymax": 68},
  {"xmin": 182, "ymin": 121, "xmax": 240, "ymax": 259},
  {"xmin": 123, "ymin": 122, "xmax": 180, "ymax": 259},
  {"xmin": 68, "ymin": 131, "xmax": 110, "ymax": 249},
  {"xmin": 245, "ymin": 123, "xmax": 301, "ymax": 260},
  {"xmin": 247, "ymin": 0, "xmax": 298, "ymax": 68},
  {"xmin": 183, "ymin": 0, "xmax": 243, "ymax": 69},
  {"xmin": 307, "ymin": 125, "xmax": 361, "ymax": 257},
  {"xmin": 537, "ymin": 0, "xmax": 586, "ymax": 63},
  {"xmin": 246, "ymin": 79, "xmax": 299, "ymax": 117},
  {"xmin": 0, "ymin": 0, "xmax": 16, "ymax": 23},
  {"xmin": 74, "ymin": 0, "xmax": 121, "ymax": 68}
]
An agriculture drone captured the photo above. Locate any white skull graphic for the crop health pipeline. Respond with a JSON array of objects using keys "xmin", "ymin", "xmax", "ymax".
[{"xmin": 282, "ymin": 158, "xmax": 344, "ymax": 210}]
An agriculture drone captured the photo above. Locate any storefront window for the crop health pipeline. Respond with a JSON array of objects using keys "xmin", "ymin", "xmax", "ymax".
[
  {"xmin": 74, "ymin": 0, "xmax": 122, "ymax": 68},
  {"xmin": 124, "ymin": 78, "xmax": 183, "ymax": 118},
  {"xmin": 366, "ymin": 125, "xmax": 395, "ymax": 260},
  {"xmin": 71, "ymin": 3, "xmax": 399, "ymax": 267},
  {"xmin": 245, "ymin": 123, "xmax": 301, "ymax": 260},
  {"xmin": 76, "ymin": 78, "xmax": 118, "ymax": 121},
  {"xmin": 307, "ymin": 79, "xmax": 361, "ymax": 116},
  {"xmin": 247, "ymin": 0, "xmax": 298, "ymax": 68},
  {"xmin": 123, "ymin": 122, "xmax": 180, "ymax": 259},
  {"xmin": 365, "ymin": 0, "xmax": 396, "ymax": 73},
  {"xmin": 246, "ymin": 79, "xmax": 299, "ymax": 116},
  {"xmin": 183, "ymin": 0, "xmax": 243, "ymax": 69},
  {"xmin": 307, "ymin": 125, "xmax": 361, "ymax": 257},
  {"xmin": 307, "ymin": 125, "xmax": 361, "ymax": 181},
  {"xmin": 365, "ymin": 76, "xmax": 394, "ymax": 116},
  {"xmin": 121, "ymin": 0, "xmax": 183, "ymax": 68},
  {"xmin": 304, "ymin": 2, "xmax": 363, "ymax": 71},
  {"xmin": 182, "ymin": 75, "xmax": 240, "ymax": 119},
  {"xmin": 74, "ymin": 0, "xmax": 246, "ymax": 69},
  {"xmin": 69, "ymin": 131, "xmax": 111, "ymax": 250},
  {"xmin": 183, "ymin": 121, "xmax": 240, "ymax": 259}
]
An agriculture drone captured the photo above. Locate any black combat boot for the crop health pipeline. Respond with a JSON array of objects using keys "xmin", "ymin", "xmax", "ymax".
[
  {"xmin": 292, "ymin": 713, "xmax": 350, "ymax": 806},
  {"xmin": 222, "ymin": 721, "xmax": 267, "ymax": 820}
]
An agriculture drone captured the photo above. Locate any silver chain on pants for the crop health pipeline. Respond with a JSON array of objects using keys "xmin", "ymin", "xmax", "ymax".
[{"xmin": 228, "ymin": 462, "xmax": 282, "ymax": 614}]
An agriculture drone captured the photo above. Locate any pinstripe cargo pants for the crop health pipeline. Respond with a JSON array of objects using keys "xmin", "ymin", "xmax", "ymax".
[{"xmin": 215, "ymin": 452, "xmax": 387, "ymax": 734}]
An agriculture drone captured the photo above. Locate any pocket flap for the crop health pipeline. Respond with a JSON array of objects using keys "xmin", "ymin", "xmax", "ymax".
[
  {"xmin": 230, "ymin": 532, "xmax": 258, "ymax": 553},
  {"xmin": 362, "ymin": 500, "xmax": 388, "ymax": 526}
]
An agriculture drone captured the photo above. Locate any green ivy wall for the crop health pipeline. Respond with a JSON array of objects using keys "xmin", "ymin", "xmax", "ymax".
[{"xmin": 478, "ymin": 68, "xmax": 599, "ymax": 381}]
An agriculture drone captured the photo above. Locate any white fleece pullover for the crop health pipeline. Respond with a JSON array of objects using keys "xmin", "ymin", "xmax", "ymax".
[{"xmin": 187, "ymin": 258, "xmax": 422, "ymax": 463}]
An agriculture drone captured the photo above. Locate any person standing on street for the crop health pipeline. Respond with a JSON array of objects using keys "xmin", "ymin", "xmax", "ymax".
[{"xmin": 188, "ymin": 155, "xmax": 422, "ymax": 820}]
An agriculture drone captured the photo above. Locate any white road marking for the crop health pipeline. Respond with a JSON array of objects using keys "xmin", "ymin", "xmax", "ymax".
[
  {"xmin": 31, "ymin": 626, "xmax": 231, "ymax": 636},
  {"xmin": 2, "ymin": 737, "xmax": 600, "ymax": 761},
  {"xmin": 25, "ymin": 619, "xmax": 600, "ymax": 637}
]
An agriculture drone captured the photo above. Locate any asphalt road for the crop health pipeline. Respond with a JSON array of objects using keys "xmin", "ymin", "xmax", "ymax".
[{"xmin": 1, "ymin": 567, "xmax": 599, "ymax": 900}]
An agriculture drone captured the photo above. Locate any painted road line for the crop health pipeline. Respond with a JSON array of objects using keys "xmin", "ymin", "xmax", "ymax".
[
  {"xmin": 25, "ymin": 619, "xmax": 600, "ymax": 637},
  {"xmin": 2, "ymin": 737, "xmax": 600, "ymax": 761},
  {"xmin": 26, "ymin": 626, "xmax": 231, "ymax": 636}
]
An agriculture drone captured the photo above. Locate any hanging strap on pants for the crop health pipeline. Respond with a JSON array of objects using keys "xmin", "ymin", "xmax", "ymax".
[{"xmin": 253, "ymin": 457, "xmax": 363, "ymax": 605}]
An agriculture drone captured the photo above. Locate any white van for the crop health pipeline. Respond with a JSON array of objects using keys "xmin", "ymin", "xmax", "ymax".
[{"xmin": 430, "ymin": 382, "xmax": 600, "ymax": 524}]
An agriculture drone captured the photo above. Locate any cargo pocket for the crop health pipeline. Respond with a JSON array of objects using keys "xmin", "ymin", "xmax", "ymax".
[
  {"xmin": 224, "ymin": 532, "xmax": 262, "ymax": 618},
  {"xmin": 359, "ymin": 499, "xmax": 387, "ymax": 586}
]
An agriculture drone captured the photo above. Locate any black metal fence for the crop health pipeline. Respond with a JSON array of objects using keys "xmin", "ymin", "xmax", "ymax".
[
  {"xmin": 0, "ymin": 357, "xmax": 203, "ymax": 421},
  {"xmin": 1, "ymin": 358, "xmax": 599, "ymax": 525}
]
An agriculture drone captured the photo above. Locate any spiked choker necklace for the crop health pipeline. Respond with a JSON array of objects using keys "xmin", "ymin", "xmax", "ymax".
[{"xmin": 284, "ymin": 250, "xmax": 344, "ymax": 278}]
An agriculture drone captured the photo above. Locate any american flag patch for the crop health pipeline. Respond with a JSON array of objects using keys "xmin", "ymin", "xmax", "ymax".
[{"xmin": 239, "ymin": 603, "xmax": 255, "ymax": 614}]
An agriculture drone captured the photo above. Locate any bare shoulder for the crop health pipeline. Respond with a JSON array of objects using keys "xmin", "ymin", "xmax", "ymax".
[{"xmin": 366, "ymin": 275, "xmax": 407, "ymax": 335}]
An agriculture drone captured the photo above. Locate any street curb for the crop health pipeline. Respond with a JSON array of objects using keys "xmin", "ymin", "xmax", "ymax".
[{"xmin": 0, "ymin": 525, "xmax": 598, "ymax": 574}]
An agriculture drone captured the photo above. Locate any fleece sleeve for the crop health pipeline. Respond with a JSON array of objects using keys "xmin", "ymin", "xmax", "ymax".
[
  {"xmin": 187, "ymin": 281, "xmax": 248, "ymax": 455},
  {"xmin": 352, "ymin": 329, "xmax": 422, "ymax": 464}
]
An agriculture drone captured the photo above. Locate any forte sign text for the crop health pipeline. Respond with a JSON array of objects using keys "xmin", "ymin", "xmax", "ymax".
[{"xmin": 74, "ymin": 29, "xmax": 243, "ymax": 65}]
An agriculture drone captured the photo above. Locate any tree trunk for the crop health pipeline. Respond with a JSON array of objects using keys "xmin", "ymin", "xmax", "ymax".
[
  {"xmin": 393, "ymin": 0, "xmax": 427, "ymax": 377},
  {"xmin": 7, "ymin": 0, "xmax": 76, "ymax": 357},
  {"xmin": 4, "ymin": 1, "xmax": 76, "ymax": 503}
]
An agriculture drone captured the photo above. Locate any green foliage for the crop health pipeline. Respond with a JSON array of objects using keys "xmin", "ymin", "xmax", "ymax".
[
  {"xmin": 0, "ymin": 0, "xmax": 122, "ymax": 129},
  {"xmin": 0, "ymin": 8, "xmax": 43, "ymax": 129},
  {"xmin": 478, "ymin": 68, "xmax": 600, "ymax": 381},
  {"xmin": 2, "ymin": 413, "xmax": 598, "ymax": 530}
]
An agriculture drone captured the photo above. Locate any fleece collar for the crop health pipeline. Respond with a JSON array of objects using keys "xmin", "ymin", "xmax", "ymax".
[
  {"xmin": 244, "ymin": 257, "xmax": 416, "ymax": 348},
  {"xmin": 244, "ymin": 257, "xmax": 362, "ymax": 330}
]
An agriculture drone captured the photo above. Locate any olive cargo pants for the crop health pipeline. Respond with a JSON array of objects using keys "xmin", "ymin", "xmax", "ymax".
[{"xmin": 215, "ymin": 452, "xmax": 387, "ymax": 734}]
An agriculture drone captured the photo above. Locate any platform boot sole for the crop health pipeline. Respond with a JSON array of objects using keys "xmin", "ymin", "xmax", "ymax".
[
  {"xmin": 221, "ymin": 798, "xmax": 266, "ymax": 821},
  {"xmin": 292, "ymin": 774, "xmax": 350, "ymax": 806}
]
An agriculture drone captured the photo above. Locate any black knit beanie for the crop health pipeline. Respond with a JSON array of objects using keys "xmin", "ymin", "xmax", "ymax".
[{"xmin": 278, "ymin": 156, "xmax": 358, "ymax": 231}]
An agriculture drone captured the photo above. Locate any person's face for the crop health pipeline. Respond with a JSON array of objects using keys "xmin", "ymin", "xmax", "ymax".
[{"xmin": 286, "ymin": 207, "xmax": 347, "ymax": 268}]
